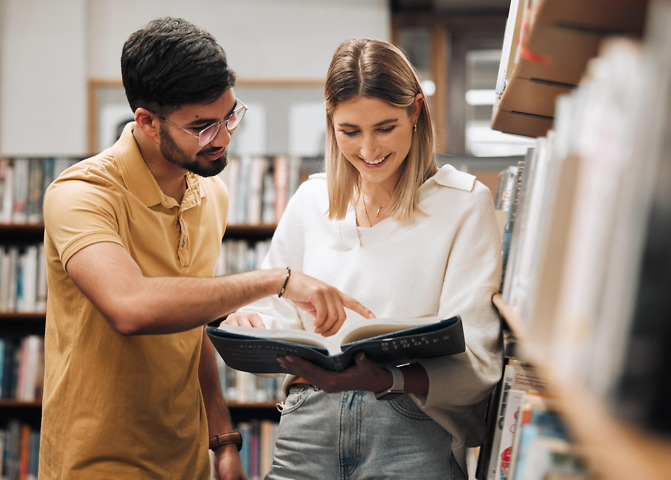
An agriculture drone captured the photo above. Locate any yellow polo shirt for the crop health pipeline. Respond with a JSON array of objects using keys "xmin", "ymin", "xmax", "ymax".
[{"xmin": 39, "ymin": 123, "xmax": 228, "ymax": 479}]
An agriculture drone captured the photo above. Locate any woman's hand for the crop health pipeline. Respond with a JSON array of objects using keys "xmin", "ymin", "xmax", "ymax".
[
  {"xmin": 220, "ymin": 311, "xmax": 266, "ymax": 328},
  {"xmin": 277, "ymin": 352, "xmax": 392, "ymax": 393}
]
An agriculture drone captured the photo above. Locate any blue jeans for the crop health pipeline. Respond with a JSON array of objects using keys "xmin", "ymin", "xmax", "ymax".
[{"xmin": 266, "ymin": 386, "xmax": 464, "ymax": 480}]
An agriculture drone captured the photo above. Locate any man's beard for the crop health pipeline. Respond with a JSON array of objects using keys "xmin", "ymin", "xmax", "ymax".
[{"xmin": 159, "ymin": 127, "xmax": 228, "ymax": 177}]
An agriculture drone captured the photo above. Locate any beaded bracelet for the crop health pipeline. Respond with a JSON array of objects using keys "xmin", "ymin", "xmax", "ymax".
[{"xmin": 278, "ymin": 266, "xmax": 291, "ymax": 297}]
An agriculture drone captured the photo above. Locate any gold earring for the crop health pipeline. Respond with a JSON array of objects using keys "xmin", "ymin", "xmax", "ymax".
[{"xmin": 413, "ymin": 124, "xmax": 417, "ymax": 134}]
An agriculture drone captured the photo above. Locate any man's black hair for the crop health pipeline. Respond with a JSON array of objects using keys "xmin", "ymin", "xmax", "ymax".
[{"xmin": 121, "ymin": 17, "xmax": 236, "ymax": 114}]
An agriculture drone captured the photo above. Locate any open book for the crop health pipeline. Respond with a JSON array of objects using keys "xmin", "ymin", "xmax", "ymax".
[{"xmin": 206, "ymin": 315, "xmax": 464, "ymax": 374}]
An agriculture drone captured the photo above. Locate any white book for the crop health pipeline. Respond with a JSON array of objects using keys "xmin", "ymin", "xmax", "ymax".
[
  {"xmin": 5, "ymin": 246, "xmax": 19, "ymax": 311},
  {"xmin": 223, "ymin": 156, "xmax": 240, "ymax": 224},
  {"xmin": 11, "ymin": 157, "xmax": 30, "ymax": 223},
  {"xmin": 247, "ymin": 156, "xmax": 269, "ymax": 224},
  {"xmin": 36, "ymin": 243, "xmax": 47, "ymax": 311},
  {"xmin": 0, "ymin": 247, "xmax": 10, "ymax": 310},
  {"xmin": 487, "ymin": 363, "xmax": 518, "ymax": 480},
  {"xmin": 17, "ymin": 335, "xmax": 44, "ymax": 401},
  {"xmin": 16, "ymin": 245, "xmax": 38, "ymax": 313},
  {"xmin": 495, "ymin": 389, "xmax": 526, "ymax": 480}
]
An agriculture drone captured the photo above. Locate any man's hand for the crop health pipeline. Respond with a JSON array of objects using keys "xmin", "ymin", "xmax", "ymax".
[
  {"xmin": 281, "ymin": 270, "xmax": 375, "ymax": 336},
  {"xmin": 212, "ymin": 444, "xmax": 247, "ymax": 480}
]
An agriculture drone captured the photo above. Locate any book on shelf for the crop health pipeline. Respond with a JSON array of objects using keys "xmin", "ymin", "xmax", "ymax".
[
  {"xmin": 0, "ymin": 335, "xmax": 44, "ymax": 401},
  {"xmin": 609, "ymin": 4, "xmax": 671, "ymax": 433},
  {"xmin": 0, "ymin": 420, "xmax": 40, "ymax": 480},
  {"xmin": 26, "ymin": 158, "xmax": 43, "ymax": 223},
  {"xmin": 508, "ymin": 394, "xmax": 587, "ymax": 480},
  {"xmin": 481, "ymin": 360, "xmax": 547, "ymax": 480},
  {"xmin": 11, "ymin": 158, "xmax": 29, "ymax": 224},
  {"xmin": 207, "ymin": 315, "xmax": 465, "ymax": 374},
  {"xmin": 0, "ymin": 156, "xmax": 78, "ymax": 224},
  {"xmin": 0, "ymin": 246, "xmax": 20, "ymax": 312},
  {"xmin": 219, "ymin": 154, "xmax": 315, "ymax": 226},
  {"xmin": 234, "ymin": 420, "xmax": 278, "ymax": 479},
  {"xmin": 0, "ymin": 242, "xmax": 46, "ymax": 314},
  {"xmin": 498, "ymin": 159, "xmax": 526, "ymax": 290},
  {"xmin": 0, "ymin": 157, "xmax": 12, "ymax": 223},
  {"xmin": 216, "ymin": 239, "xmax": 271, "ymax": 276}
]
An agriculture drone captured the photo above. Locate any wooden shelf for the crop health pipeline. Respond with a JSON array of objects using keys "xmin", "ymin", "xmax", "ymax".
[
  {"xmin": 492, "ymin": 0, "xmax": 650, "ymax": 137},
  {"xmin": 0, "ymin": 312, "xmax": 45, "ymax": 321},
  {"xmin": 0, "ymin": 400, "xmax": 42, "ymax": 408},
  {"xmin": 0, "ymin": 223, "xmax": 276, "ymax": 241},
  {"xmin": 493, "ymin": 294, "xmax": 671, "ymax": 480},
  {"xmin": 0, "ymin": 223, "xmax": 45, "ymax": 243},
  {"xmin": 224, "ymin": 223, "xmax": 276, "ymax": 240}
]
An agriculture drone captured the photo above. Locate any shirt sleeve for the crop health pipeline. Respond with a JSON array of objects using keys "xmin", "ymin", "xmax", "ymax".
[
  {"xmin": 43, "ymin": 175, "xmax": 124, "ymax": 268},
  {"xmin": 414, "ymin": 182, "xmax": 503, "ymax": 410}
]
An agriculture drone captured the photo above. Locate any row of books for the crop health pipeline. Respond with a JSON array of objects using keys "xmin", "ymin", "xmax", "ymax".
[
  {"xmin": 215, "ymin": 354, "xmax": 283, "ymax": 404},
  {"xmin": 215, "ymin": 240, "xmax": 271, "ymax": 277},
  {"xmin": 477, "ymin": 360, "xmax": 590, "ymax": 480},
  {"xmin": 218, "ymin": 155, "xmax": 322, "ymax": 225},
  {"xmin": 0, "ymin": 244, "xmax": 46, "ymax": 314},
  {"xmin": 0, "ymin": 421, "xmax": 39, "ymax": 480},
  {"xmin": 209, "ymin": 419, "xmax": 278, "ymax": 480},
  {"xmin": 0, "ymin": 335, "xmax": 44, "ymax": 402},
  {"xmin": 0, "ymin": 154, "xmax": 324, "ymax": 228},
  {"xmin": 492, "ymin": 0, "xmax": 671, "ymax": 443},
  {"xmin": 0, "ymin": 237, "xmax": 272, "ymax": 314},
  {"xmin": 0, "ymin": 157, "xmax": 79, "ymax": 225}
]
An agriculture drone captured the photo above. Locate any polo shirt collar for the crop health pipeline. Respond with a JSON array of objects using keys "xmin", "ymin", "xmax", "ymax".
[{"xmin": 113, "ymin": 122, "xmax": 206, "ymax": 209}]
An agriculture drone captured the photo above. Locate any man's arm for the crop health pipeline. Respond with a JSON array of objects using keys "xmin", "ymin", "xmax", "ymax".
[
  {"xmin": 65, "ymin": 241, "xmax": 374, "ymax": 335},
  {"xmin": 199, "ymin": 333, "xmax": 246, "ymax": 480}
]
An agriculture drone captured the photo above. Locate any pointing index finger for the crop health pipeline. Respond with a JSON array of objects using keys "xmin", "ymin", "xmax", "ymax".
[{"xmin": 340, "ymin": 293, "xmax": 376, "ymax": 319}]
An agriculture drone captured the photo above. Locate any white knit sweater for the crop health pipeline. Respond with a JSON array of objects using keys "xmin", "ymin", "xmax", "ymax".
[{"xmin": 238, "ymin": 164, "xmax": 503, "ymax": 474}]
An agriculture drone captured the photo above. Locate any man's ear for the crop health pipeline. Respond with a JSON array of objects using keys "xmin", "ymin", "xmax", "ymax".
[{"xmin": 134, "ymin": 108, "xmax": 159, "ymax": 140}]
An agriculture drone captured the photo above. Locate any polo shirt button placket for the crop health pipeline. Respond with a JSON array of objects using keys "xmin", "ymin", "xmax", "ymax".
[{"xmin": 176, "ymin": 214, "xmax": 190, "ymax": 267}]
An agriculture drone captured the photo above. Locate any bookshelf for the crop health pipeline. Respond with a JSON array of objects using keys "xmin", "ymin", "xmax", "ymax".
[
  {"xmin": 492, "ymin": 0, "xmax": 649, "ymax": 138},
  {"xmin": 486, "ymin": 0, "xmax": 671, "ymax": 478},
  {"xmin": 493, "ymin": 293, "xmax": 671, "ymax": 480},
  {"xmin": 1, "ymin": 154, "xmax": 317, "ymax": 476}
]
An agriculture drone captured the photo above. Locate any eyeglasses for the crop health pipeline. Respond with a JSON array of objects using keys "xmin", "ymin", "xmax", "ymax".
[{"xmin": 152, "ymin": 100, "xmax": 248, "ymax": 146}]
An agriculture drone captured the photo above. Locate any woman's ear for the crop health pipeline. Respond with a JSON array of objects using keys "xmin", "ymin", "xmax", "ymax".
[
  {"xmin": 134, "ymin": 108, "xmax": 159, "ymax": 140},
  {"xmin": 412, "ymin": 94, "xmax": 425, "ymax": 124}
]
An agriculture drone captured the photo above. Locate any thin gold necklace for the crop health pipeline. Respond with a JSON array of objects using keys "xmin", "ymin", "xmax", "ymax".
[
  {"xmin": 368, "ymin": 196, "xmax": 389, "ymax": 217},
  {"xmin": 361, "ymin": 194, "xmax": 373, "ymax": 226}
]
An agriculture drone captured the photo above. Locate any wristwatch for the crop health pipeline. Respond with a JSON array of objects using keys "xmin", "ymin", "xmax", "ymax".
[{"xmin": 375, "ymin": 365, "xmax": 405, "ymax": 400}]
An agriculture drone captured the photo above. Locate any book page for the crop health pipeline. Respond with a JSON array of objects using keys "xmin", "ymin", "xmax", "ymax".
[
  {"xmin": 337, "ymin": 315, "xmax": 442, "ymax": 345},
  {"xmin": 215, "ymin": 324, "xmax": 338, "ymax": 352}
]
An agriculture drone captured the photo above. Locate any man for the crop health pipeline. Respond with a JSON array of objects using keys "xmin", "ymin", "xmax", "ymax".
[{"xmin": 39, "ymin": 17, "xmax": 372, "ymax": 479}]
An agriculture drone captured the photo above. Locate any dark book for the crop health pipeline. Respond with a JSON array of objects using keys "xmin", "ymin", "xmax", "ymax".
[{"xmin": 206, "ymin": 315, "xmax": 465, "ymax": 374}]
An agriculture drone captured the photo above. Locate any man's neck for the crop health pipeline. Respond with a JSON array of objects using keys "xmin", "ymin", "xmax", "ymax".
[{"xmin": 133, "ymin": 128, "xmax": 188, "ymax": 204}]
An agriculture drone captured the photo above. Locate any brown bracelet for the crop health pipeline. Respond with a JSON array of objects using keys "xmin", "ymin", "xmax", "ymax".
[
  {"xmin": 278, "ymin": 266, "xmax": 291, "ymax": 297},
  {"xmin": 209, "ymin": 430, "xmax": 243, "ymax": 451}
]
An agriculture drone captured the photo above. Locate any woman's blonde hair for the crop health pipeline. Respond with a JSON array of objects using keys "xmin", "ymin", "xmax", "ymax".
[{"xmin": 325, "ymin": 38, "xmax": 437, "ymax": 221}]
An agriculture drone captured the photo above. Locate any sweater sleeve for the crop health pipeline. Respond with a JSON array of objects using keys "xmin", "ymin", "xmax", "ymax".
[
  {"xmin": 414, "ymin": 182, "xmax": 503, "ymax": 411},
  {"xmin": 236, "ymin": 181, "xmax": 313, "ymax": 331}
]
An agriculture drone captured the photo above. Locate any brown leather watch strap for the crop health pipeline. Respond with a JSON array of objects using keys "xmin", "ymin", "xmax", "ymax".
[{"xmin": 209, "ymin": 430, "xmax": 243, "ymax": 451}]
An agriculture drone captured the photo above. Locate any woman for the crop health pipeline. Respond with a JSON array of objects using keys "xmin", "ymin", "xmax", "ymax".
[{"xmin": 224, "ymin": 38, "xmax": 503, "ymax": 479}]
